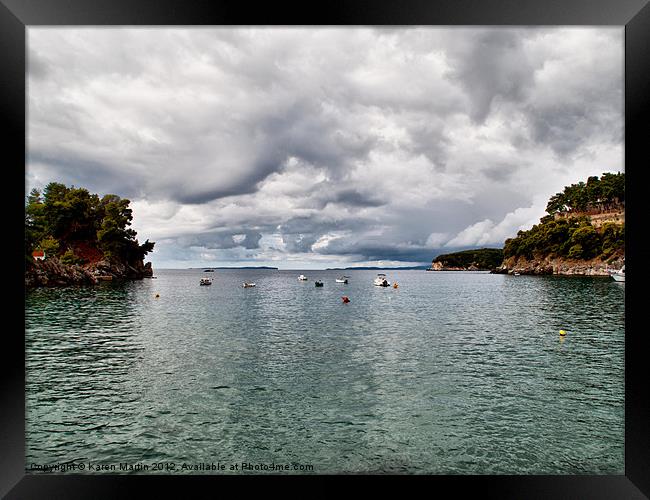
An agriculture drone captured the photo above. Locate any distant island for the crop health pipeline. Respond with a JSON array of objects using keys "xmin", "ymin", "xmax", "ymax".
[
  {"xmin": 325, "ymin": 265, "xmax": 429, "ymax": 271},
  {"xmin": 25, "ymin": 183, "xmax": 155, "ymax": 288},
  {"xmin": 428, "ymin": 173, "xmax": 624, "ymax": 276},
  {"xmin": 191, "ymin": 266, "xmax": 279, "ymax": 270},
  {"xmin": 494, "ymin": 172, "xmax": 624, "ymax": 275},
  {"xmin": 428, "ymin": 248, "xmax": 504, "ymax": 271}
]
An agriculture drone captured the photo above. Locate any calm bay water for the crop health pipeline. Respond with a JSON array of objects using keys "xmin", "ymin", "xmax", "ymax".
[{"xmin": 25, "ymin": 269, "xmax": 625, "ymax": 474}]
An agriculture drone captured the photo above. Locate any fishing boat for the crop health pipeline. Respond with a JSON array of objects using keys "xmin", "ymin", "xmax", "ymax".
[
  {"xmin": 335, "ymin": 276, "xmax": 349, "ymax": 284},
  {"xmin": 298, "ymin": 274, "xmax": 308, "ymax": 281},
  {"xmin": 200, "ymin": 277, "xmax": 213, "ymax": 286},
  {"xmin": 242, "ymin": 282, "xmax": 256, "ymax": 288},
  {"xmin": 609, "ymin": 265, "xmax": 625, "ymax": 282},
  {"xmin": 373, "ymin": 274, "xmax": 390, "ymax": 287},
  {"xmin": 315, "ymin": 280, "xmax": 324, "ymax": 287}
]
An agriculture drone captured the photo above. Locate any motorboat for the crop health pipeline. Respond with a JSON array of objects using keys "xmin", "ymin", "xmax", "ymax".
[
  {"xmin": 315, "ymin": 280, "xmax": 324, "ymax": 287},
  {"xmin": 242, "ymin": 282, "xmax": 256, "ymax": 288},
  {"xmin": 373, "ymin": 274, "xmax": 390, "ymax": 287},
  {"xmin": 609, "ymin": 265, "xmax": 625, "ymax": 282},
  {"xmin": 298, "ymin": 274, "xmax": 308, "ymax": 281},
  {"xmin": 200, "ymin": 277, "xmax": 213, "ymax": 286},
  {"xmin": 335, "ymin": 276, "xmax": 349, "ymax": 284}
]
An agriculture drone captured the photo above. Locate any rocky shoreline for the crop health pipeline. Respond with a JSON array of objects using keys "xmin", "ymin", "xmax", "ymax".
[
  {"xmin": 25, "ymin": 258, "xmax": 153, "ymax": 289},
  {"xmin": 491, "ymin": 254, "xmax": 624, "ymax": 276},
  {"xmin": 427, "ymin": 265, "xmax": 487, "ymax": 271}
]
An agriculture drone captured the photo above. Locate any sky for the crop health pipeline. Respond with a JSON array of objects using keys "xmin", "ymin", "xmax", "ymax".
[{"xmin": 26, "ymin": 27, "xmax": 623, "ymax": 269}]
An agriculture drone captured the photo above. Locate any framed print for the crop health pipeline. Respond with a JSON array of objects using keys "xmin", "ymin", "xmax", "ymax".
[{"xmin": 3, "ymin": 0, "xmax": 649, "ymax": 497}]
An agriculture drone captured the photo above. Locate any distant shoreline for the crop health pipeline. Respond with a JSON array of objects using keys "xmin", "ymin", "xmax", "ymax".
[
  {"xmin": 325, "ymin": 266, "xmax": 429, "ymax": 271},
  {"xmin": 188, "ymin": 266, "xmax": 279, "ymax": 270},
  {"xmin": 178, "ymin": 266, "xmax": 430, "ymax": 271}
]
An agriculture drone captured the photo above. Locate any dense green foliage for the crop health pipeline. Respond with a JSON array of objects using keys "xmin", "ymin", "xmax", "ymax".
[
  {"xmin": 545, "ymin": 172, "xmax": 624, "ymax": 214},
  {"xmin": 503, "ymin": 217, "xmax": 625, "ymax": 260},
  {"xmin": 25, "ymin": 182, "xmax": 154, "ymax": 265},
  {"xmin": 433, "ymin": 248, "xmax": 504, "ymax": 269},
  {"xmin": 504, "ymin": 172, "xmax": 625, "ymax": 261}
]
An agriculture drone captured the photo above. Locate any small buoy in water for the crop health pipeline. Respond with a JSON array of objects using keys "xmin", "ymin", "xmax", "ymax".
[
  {"xmin": 155, "ymin": 293, "xmax": 160, "ymax": 298},
  {"xmin": 559, "ymin": 329, "xmax": 566, "ymax": 336},
  {"xmin": 393, "ymin": 282, "xmax": 398, "ymax": 288},
  {"xmin": 342, "ymin": 296, "xmax": 350, "ymax": 303}
]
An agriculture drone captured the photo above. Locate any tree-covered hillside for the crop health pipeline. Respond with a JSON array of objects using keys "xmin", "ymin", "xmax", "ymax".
[
  {"xmin": 25, "ymin": 182, "xmax": 154, "ymax": 267},
  {"xmin": 432, "ymin": 248, "xmax": 504, "ymax": 269},
  {"xmin": 504, "ymin": 173, "xmax": 624, "ymax": 262},
  {"xmin": 545, "ymin": 172, "xmax": 624, "ymax": 214}
]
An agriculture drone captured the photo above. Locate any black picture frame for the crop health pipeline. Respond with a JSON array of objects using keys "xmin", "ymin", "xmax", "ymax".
[{"xmin": 3, "ymin": 0, "xmax": 649, "ymax": 497}]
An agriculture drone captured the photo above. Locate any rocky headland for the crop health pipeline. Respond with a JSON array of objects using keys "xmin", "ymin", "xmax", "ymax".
[
  {"xmin": 428, "ymin": 248, "xmax": 504, "ymax": 271},
  {"xmin": 25, "ymin": 182, "xmax": 155, "ymax": 289},
  {"xmin": 492, "ymin": 173, "xmax": 624, "ymax": 276},
  {"xmin": 25, "ymin": 258, "xmax": 154, "ymax": 288},
  {"xmin": 433, "ymin": 173, "xmax": 625, "ymax": 277},
  {"xmin": 492, "ymin": 253, "xmax": 624, "ymax": 276}
]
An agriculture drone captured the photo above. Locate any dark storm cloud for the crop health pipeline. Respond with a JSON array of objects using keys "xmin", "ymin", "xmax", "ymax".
[
  {"xmin": 241, "ymin": 231, "xmax": 263, "ymax": 249},
  {"xmin": 28, "ymin": 151, "xmax": 141, "ymax": 200},
  {"xmin": 481, "ymin": 162, "xmax": 520, "ymax": 182},
  {"xmin": 445, "ymin": 29, "xmax": 536, "ymax": 124},
  {"xmin": 330, "ymin": 189, "xmax": 385, "ymax": 208},
  {"xmin": 525, "ymin": 102, "xmax": 622, "ymax": 157},
  {"xmin": 404, "ymin": 120, "xmax": 450, "ymax": 171},
  {"xmin": 27, "ymin": 28, "xmax": 623, "ymax": 267},
  {"xmin": 27, "ymin": 49, "xmax": 50, "ymax": 80},
  {"xmin": 312, "ymin": 237, "xmax": 435, "ymax": 264},
  {"xmin": 178, "ymin": 230, "xmax": 264, "ymax": 250}
]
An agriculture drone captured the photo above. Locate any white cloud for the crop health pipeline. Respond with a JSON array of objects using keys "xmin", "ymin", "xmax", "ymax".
[
  {"xmin": 446, "ymin": 200, "xmax": 547, "ymax": 248},
  {"xmin": 27, "ymin": 27, "xmax": 623, "ymax": 268}
]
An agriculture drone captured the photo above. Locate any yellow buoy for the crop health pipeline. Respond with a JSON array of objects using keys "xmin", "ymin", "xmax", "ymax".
[{"xmin": 559, "ymin": 330, "xmax": 566, "ymax": 336}]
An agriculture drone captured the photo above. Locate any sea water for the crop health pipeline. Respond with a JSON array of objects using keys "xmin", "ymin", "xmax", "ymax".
[{"xmin": 25, "ymin": 269, "xmax": 625, "ymax": 474}]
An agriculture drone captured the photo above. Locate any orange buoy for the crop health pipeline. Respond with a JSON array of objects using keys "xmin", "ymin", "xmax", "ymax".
[
  {"xmin": 342, "ymin": 296, "xmax": 350, "ymax": 303},
  {"xmin": 393, "ymin": 282, "xmax": 398, "ymax": 288}
]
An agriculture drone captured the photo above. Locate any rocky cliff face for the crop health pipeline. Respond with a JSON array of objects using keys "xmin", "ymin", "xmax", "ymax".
[
  {"xmin": 492, "ymin": 254, "xmax": 624, "ymax": 276},
  {"xmin": 428, "ymin": 261, "xmax": 483, "ymax": 271},
  {"xmin": 25, "ymin": 258, "xmax": 154, "ymax": 288}
]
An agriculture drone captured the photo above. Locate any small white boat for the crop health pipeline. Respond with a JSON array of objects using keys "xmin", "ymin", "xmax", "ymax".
[
  {"xmin": 298, "ymin": 274, "xmax": 308, "ymax": 281},
  {"xmin": 609, "ymin": 265, "xmax": 625, "ymax": 282},
  {"xmin": 242, "ymin": 282, "xmax": 256, "ymax": 288},
  {"xmin": 200, "ymin": 277, "xmax": 213, "ymax": 286},
  {"xmin": 513, "ymin": 272, "xmax": 521, "ymax": 276},
  {"xmin": 373, "ymin": 274, "xmax": 390, "ymax": 287},
  {"xmin": 335, "ymin": 276, "xmax": 349, "ymax": 284}
]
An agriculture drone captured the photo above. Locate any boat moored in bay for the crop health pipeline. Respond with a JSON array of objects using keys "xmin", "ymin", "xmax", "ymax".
[
  {"xmin": 373, "ymin": 274, "xmax": 390, "ymax": 287},
  {"xmin": 609, "ymin": 265, "xmax": 625, "ymax": 282}
]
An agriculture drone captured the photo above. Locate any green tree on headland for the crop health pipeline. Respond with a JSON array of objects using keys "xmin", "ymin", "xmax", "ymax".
[
  {"xmin": 432, "ymin": 248, "xmax": 503, "ymax": 269},
  {"xmin": 25, "ymin": 182, "xmax": 154, "ymax": 266},
  {"xmin": 504, "ymin": 173, "xmax": 624, "ymax": 262},
  {"xmin": 545, "ymin": 172, "xmax": 624, "ymax": 214}
]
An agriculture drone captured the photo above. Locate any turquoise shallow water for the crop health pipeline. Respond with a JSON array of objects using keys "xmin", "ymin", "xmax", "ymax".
[{"xmin": 25, "ymin": 269, "xmax": 625, "ymax": 474}]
